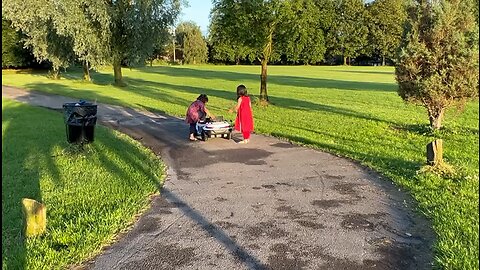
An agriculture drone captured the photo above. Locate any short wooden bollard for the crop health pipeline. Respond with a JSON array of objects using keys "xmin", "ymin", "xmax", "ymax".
[
  {"xmin": 426, "ymin": 139, "xmax": 443, "ymax": 165},
  {"xmin": 22, "ymin": 198, "xmax": 46, "ymax": 237}
]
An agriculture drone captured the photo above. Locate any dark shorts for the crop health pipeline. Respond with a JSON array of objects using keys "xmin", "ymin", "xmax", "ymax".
[{"xmin": 189, "ymin": 123, "xmax": 197, "ymax": 135}]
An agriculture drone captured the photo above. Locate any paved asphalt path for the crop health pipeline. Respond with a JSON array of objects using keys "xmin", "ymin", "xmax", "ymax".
[{"xmin": 3, "ymin": 86, "xmax": 435, "ymax": 270}]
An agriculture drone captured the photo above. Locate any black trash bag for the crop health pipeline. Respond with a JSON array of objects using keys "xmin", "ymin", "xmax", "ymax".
[{"xmin": 63, "ymin": 101, "xmax": 98, "ymax": 143}]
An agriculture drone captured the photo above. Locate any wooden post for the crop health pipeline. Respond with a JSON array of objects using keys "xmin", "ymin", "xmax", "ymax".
[
  {"xmin": 22, "ymin": 198, "xmax": 46, "ymax": 237},
  {"xmin": 426, "ymin": 139, "xmax": 443, "ymax": 165}
]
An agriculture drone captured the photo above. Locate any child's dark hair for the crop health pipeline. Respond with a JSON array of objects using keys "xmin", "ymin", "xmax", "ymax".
[
  {"xmin": 197, "ymin": 94, "xmax": 208, "ymax": 103},
  {"xmin": 236, "ymin": 85, "xmax": 247, "ymax": 98}
]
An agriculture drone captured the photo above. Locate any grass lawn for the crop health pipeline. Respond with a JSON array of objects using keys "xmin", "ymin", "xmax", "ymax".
[
  {"xmin": 2, "ymin": 98, "xmax": 165, "ymax": 269},
  {"xmin": 2, "ymin": 64, "xmax": 479, "ymax": 269}
]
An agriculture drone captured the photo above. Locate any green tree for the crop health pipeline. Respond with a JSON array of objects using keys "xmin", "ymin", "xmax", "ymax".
[
  {"xmin": 211, "ymin": 0, "xmax": 282, "ymax": 101},
  {"xmin": 327, "ymin": 0, "xmax": 369, "ymax": 65},
  {"xmin": 3, "ymin": 0, "xmax": 109, "ymax": 80},
  {"xmin": 184, "ymin": 32, "xmax": 208, "ymax": 64},
  {"xmin": 148, "ymin": 28, "xmax": 172, "ymax": 66},
  {"xmin": 3, "ymin": 0, "xmax": 76, "ymax": 78},
  {"xmin": 3, "ymin": 0, "xmax": 180, "ymax": 83},
  {"xmin": 211, "ymin": 0, "xmax": 330, "ymax": 101},
  {"xmin": 109, "ymin": 0, "xmax": 181, "ymax": 86},
  {"xmin": 208, "ymin": 14, "xmax": 256, "ymax": 64},
  {"xmin": 208, "ymin": 41, "xmax": 255, "ymax": 64},
  {"xmin": 176, "ymin": 21, "xmax": 208, "ymax": 64},
  {"xmin": 276, "ymin": 0, "xmax": 333, "ymax": 64},
  {"xmin": 54, "ymin": 0, "xmax": 111, "ymax": 81},
  {"xmin": 2, "ymin": 19, "xmax": 33, "ymax": 68},
  {"xmin": 395, "ymin": 0, "xmax": 479, "ymax": 130},
  {"xmin": 367, "ymin": 0, "xmax": 407, "ymax": 66}
]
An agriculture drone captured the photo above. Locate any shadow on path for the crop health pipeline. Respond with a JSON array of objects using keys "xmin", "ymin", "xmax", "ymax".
[
  {"xmin": 3, "ymin": 86, "xmax": 436, "ymax": 270},
  {"xmin": 161, "ymin": 188, "xmax": 267, "ymax": 270}
]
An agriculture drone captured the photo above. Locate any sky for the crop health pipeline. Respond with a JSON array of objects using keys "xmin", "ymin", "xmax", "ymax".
[{"xmin": 180, "ymin": 0, "xmax": 213, "ymax": 36}]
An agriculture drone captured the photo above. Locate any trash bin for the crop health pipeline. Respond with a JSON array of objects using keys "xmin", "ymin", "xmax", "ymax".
[{"xmin": 63, "ymin": 101, "xmax": 97, "ymax": 143}]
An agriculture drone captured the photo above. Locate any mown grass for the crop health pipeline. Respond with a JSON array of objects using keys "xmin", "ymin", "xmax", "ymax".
[
  {"xmin": 2, "ymin": 98, "xmax": 165, "ymax": 269},
  {"xmin": 2, "ymin": 65, "xmax": 479, "ymax": 269}
]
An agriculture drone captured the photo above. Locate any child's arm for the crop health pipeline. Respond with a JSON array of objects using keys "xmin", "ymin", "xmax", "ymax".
[
  {"xmin": 228, "ymin": 97, "xmax": 242, "ymax": 113},
  {"xmin": 234, "ymin": 97, "xmax": 242, "ymax": 111},
  {"xmin": 204, "ymin": 107, "xmax": 215, "ymax": 119}
]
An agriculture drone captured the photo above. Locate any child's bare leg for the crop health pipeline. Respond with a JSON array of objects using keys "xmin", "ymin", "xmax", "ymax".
[
  {"xmin": 239, "ymin": 131, "xmax": 251, "ymax": 143},
  {"xmin": 189, "ymin": 123, "xmax": 197, "ymax": 141}
]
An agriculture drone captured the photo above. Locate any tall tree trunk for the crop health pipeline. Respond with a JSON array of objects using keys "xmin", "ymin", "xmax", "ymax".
[
  {"xmin": 113, "ymin": 57, "xmax": 124, "ymax": 86},
  {"xmin": 259, "ymin": 29, "xmax": 273, "ymax": 102},
  {"xmin": 382, "ymin": 55, "xmax": 385, "ymax": 66},
  {"xmin": 51, "ymin": 66, "xmax": 60, "ymax": 80},
  {"xmin": 260, "ymin": 58, "xmax": 268, "ymax": 101},
  {"xmin": 173, "ymin": 41, "xmax": 176, "ymax": 62},
  {"xmin": 82, "ymin": 61, "xmax": 91, "ymax": 81},
  {"xmin": 428, "ymin": 107, "xmax": 445, "ymax": 130},
  {"xmin": 343, "ymin": 56, "xmax": 347, "ymax": 65}
]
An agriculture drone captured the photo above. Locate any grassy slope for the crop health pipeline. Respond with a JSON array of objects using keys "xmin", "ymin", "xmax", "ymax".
[
  {"xmin": 2, "ymin": 65, "xmax": 479, "ymax": 269},
  {"xmin": 2, "ymin": 98, "xmax": 165, "ymax": 269}
]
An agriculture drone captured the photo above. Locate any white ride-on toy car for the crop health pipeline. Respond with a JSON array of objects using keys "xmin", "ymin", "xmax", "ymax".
[{"xmin": 196, "ymin": 116, "xmax": 233, "ymax": 141}]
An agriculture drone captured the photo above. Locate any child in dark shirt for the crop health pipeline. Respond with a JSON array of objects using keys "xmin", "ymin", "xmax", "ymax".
[{"xmin": 185, "ymin": 94, "xmax": 214, "ymax": 141}]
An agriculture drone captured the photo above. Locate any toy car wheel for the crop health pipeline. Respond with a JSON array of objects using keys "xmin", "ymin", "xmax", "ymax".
[{"xmin": 227, "ymin": 132, "xmax": 232, "ymax": 140}]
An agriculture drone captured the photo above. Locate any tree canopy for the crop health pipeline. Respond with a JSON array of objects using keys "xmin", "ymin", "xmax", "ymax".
[
  {"xmin": 2, "ymin": 0, "xmax": 181, "ymax": 83},
  {"xmin": 3, "ymin": 0, "xmax": 77, "ymax": 78},
  {"xmin": 326, "ymin": 0, "xmax": 369, "ymax": 65},
  {"xmin": 109, "ymin": 0, "xmax": 181, "ymax": 85},
  {"xmin": 210, "ymin": 0, "xmax": 333, "ymax": 101},
  {"xmin": 276, "ymin": 0, "xmax": 333, "ymax": 64},
  {"xmin": 176, "ymin": 21, "xmax": 208, "ymax": 64},
  {"xmin": 208, "ymin": 10, "xmax": 256, "ymax": 64},
  {"xmin": 395, "ymin": 0, "xmax": 479, "ymax": 130},
  {"xmin": 367, "ymin": 0, "xmax": 407, "ymax": 65},
  {"xmin": 2, "ymin": 20, "xmax": 35, "ymax": 68}
]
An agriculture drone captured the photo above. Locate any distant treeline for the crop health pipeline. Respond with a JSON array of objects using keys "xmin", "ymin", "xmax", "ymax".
[{"xmin": 2, "ymin": 0, "xmax": 478, "ymax": 71}]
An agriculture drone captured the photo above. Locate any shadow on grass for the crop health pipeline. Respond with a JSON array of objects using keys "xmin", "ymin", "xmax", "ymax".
[
  {"xmin": 389, "ymin": 124, "xmax": 434, "ymax": 137},
  {"xmin": 21, "ymin": 76, "xmax": 396, "ymax": 126},
  {"xmin": 4, "ymin": 67, "xmax": 116, "ymax": 86},
  {"xmin": 125, "ymin": 77, "xmax": 396, "ymax": 125},
  {"xmin": 85, "ymin": 70, "xmax": 117, "ymax": 86},
  {"xmin": 138, "ymin": 66, "xmax": 397, "ymax": 92},
  {"xmin": 1, "ymin": 99, "xmax": 168, "ymax": 269},
  {"xmin": 22, "ymin": 82, "xmax": 127, "ymax": 108},
  {"xmin": 125, "ymin": 77, "xmax": 235, "ymax": 103},
  {"xmin": 269, "ymin": 131, "xmax": 421, "ymax": 181},
  {"xmin": 13, "ymin": 65, "xmax": 397, "ymax": 126},
  {"xmin": 5, "ymin": 69, "xmax": 51, "ymax": 75},
  {"xmin": 2, "ymin": 102, "xmax": 61, "ymax": 269},
  {"xmin": 6, "ymin": 65, "xmax": 397, "ymax": 92},
  {"xmin": 327, "ymin": 69, "xmax": 395, "ymax": 75},
  {"xmin": 284, "ymin": 123, "xmax": 421, "ymax": 153},
  {"xmin": 3, "ymin": 94, "xmax": 268, "ymax": 269},
  {"xmin": 389, "ymin": 123, "xmax": 480, "ymax": 138}
]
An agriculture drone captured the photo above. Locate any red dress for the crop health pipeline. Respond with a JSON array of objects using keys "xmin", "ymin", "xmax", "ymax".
[{"xmin": 234, "ymin": 96, "xmax": 254, "ymax": 132}]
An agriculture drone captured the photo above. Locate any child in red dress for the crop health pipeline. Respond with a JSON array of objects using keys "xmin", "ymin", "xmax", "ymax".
[{"xmin": 234, "ymin": 85, "xmax": 254, "ymax": 144}]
